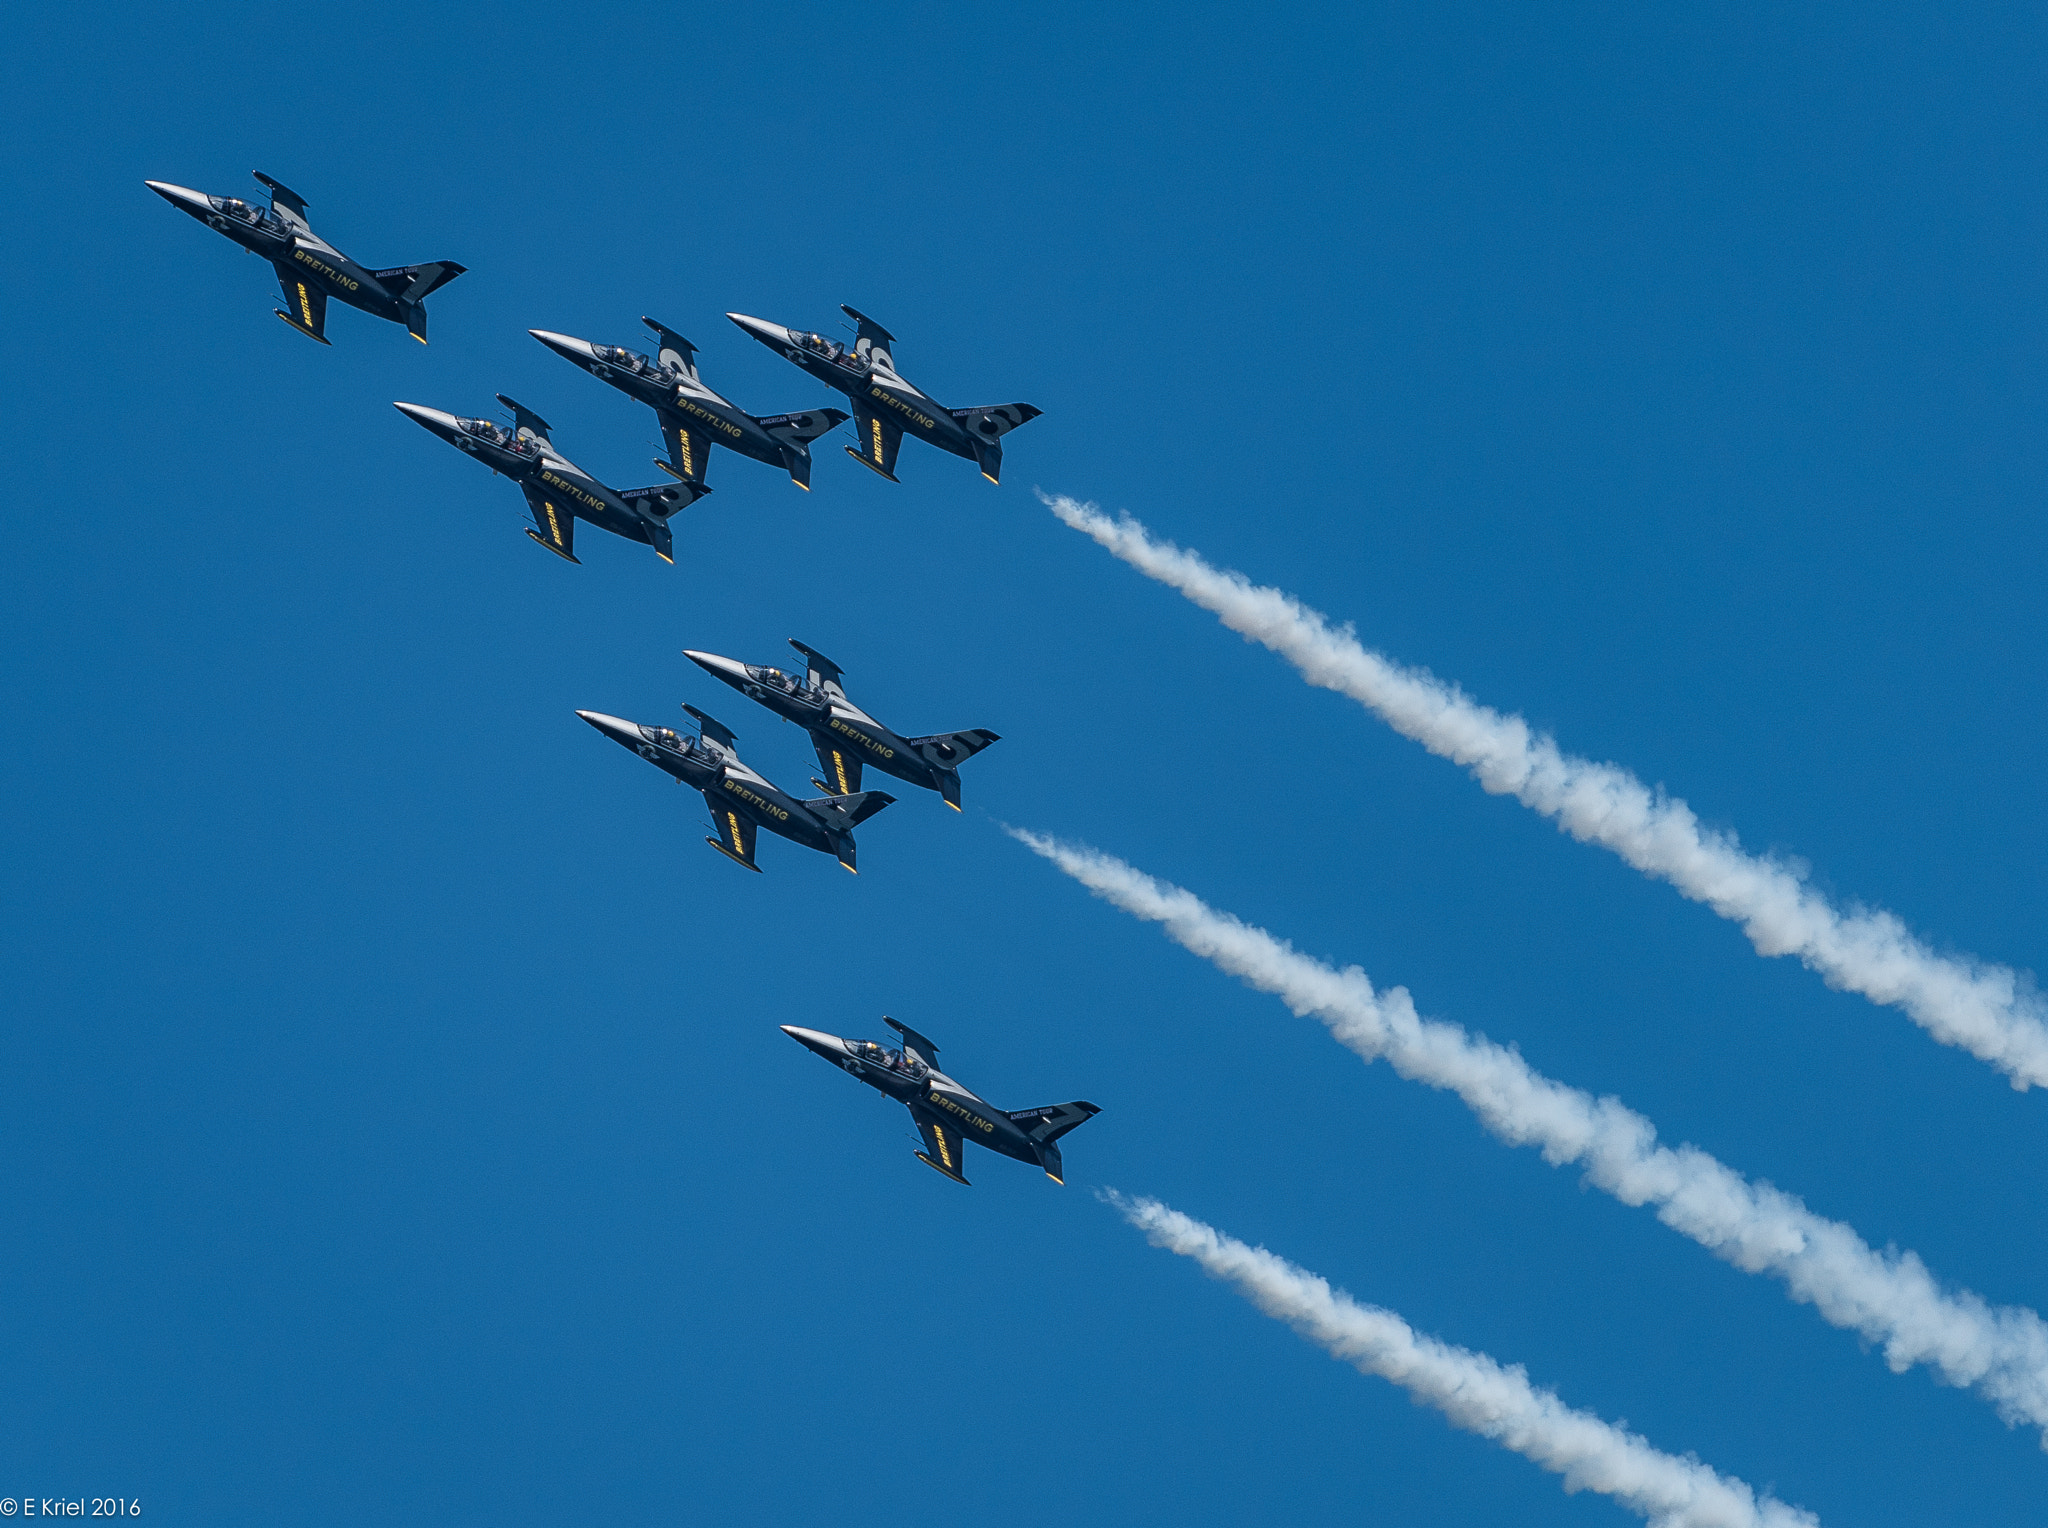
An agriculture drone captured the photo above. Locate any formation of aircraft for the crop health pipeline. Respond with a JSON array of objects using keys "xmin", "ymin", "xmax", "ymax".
[
  {"xmin": 148, "ymin": 172, "xmax": 464, "ymax": 345},
  {"xmin": 783, "ymin": 1018, "xmax": 1098, "ymax": 1185},
  {"xmin": 394, "ymin": 395, "xmax": 701, "ymax": 563},
  {"xmin": 151, "ymin": 168, "xmax": 1095, "ymax": 1187}
]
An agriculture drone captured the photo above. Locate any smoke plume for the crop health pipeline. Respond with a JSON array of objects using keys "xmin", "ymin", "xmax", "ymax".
[
  {"xmin": 1014, "ymin": 829, "xmax": 2048, "ymax": 1440},
  {"xmin": 1112, "ymin": 1193, "xmax": 1819, "ymax": 1527},
  {"xmin": 1039, "ymin": 492, "xmax": 2048, "ymax": 1092}
]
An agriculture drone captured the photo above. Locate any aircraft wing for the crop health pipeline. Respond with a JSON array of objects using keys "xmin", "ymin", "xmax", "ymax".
[
  {"xmin": 811, "ymin": 734, "xmax": 862, "ymax": 796},
  {"xmin": 272, "ymin": 263, "xmax": 329, "ymax": 343},
  {"xmin": 704, "ymin": 798, "xmax": 761, "ymax": 872},
  {"xmin": 910, "ymin": 1107, "xmax": 970, "ymax": 1184},
  {"xmin": 519, "ymin": 483, "xmax": 579, "ymax": 562},
  {"xmin": 656, "ymin": 409, "xmax": 714, "ymax": 485},
  {"xmin": 844, "ymin": 397, "xmax": 902, "ymax": 482}
]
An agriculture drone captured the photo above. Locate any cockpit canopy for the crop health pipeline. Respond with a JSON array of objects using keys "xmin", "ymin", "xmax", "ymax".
[
  {"xmin": 591, "ymin": 344, "xmax": 661, "ymax": 376},
  {"xmin": 744, "ymin": 664, "xmax": 817, "ymax": 699},
  {"xmin": 458, "ymin": 418, "xmax": 539, "ymax": 454},
  {"xmin": 793, "ymin": 331, "xmax": 849, "ymax": 363},
  {"xmin": 846, "ymin": 1039, "xmax": 929, "ymax": 1079},
  {"xmin": 208, "ymin": 195, "xmax": 284, "ymax": 232},
  {"xmin": 637, "ymin": 724, "xmax": 696, "ymax": 756}
]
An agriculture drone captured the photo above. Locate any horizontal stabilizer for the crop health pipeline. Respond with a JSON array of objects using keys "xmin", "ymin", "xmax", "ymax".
[
  {"xmin": 374, "ymin": 261, "xmax": 467, "ymax": 303},
  {"xmin": 804, "ymin": 789, "xmax": 894, "ymax": 827},
  {"xmin": 907, "ymin": 729, "xmax": 999, "ymax": 766},
  {"xmin": 950, "ymin": 402, "xmax": 1043, "ymax": 440},
  {"xmin": 758, "ymin": 408, "xmax": 849, "ymax": 445},
  {"xmin": 1006, "ymin": 1100, "xmax": 1100, "ymax": 1146},
  {"xmin": 618, "ymin": 482, "xmax": 702, "ymax": 517}
]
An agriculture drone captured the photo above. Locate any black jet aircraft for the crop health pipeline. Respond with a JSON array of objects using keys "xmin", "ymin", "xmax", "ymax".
[
  {"xmin": 684, "ymin": 640, "xmax": 997, "ymax": 810},
  {"xmin": 395, "ymin": 395, "xmax": 702, "ymax": 564},
  {"xmin": 783, "ymin": 1018, "xmax": 1098, "ymax": 1185},
  {"xmin": 726, "ymin": 306, "xmax": 1040, "ymax": 484},
  {"xmin": 146, "ymin": 172, "xmax": 464, "ymax": 345},
  {"xmin": 577, "ymin": 706, "xmax": 893, "ymax": 873},
  {"xmin": 530, "ymin": 320, "xmax": 848, "ymax": 490}
]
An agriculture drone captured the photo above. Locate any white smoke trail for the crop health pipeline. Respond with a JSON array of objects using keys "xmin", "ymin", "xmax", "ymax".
[
  {"xmin": 1013, "ymin": 829, "xmax": 2048, "ymax": 1440},
  {"xmin": 1039, "ymin": 492, "xmax": 2048, "ymax": 1092},
  {"xmin": 1111, "ymin": 1194, "xmax": 1819, "ymax": 1528}
]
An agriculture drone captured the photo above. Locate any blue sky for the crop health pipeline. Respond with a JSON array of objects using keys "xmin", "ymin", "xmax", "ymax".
[{"xmin": 5, "ymin": 3, "xmax": 2048, "ymax": 1522}]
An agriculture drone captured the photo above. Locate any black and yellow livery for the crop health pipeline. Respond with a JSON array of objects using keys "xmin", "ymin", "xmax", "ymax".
[
  {"xmin": 727, "ymin": 306, "xmax": 1040, "ymax": 484},
  {"xmin": 576, "ymin": 705, "xmax": 895, "ymax": 874},
  {"xmin": 395, "ymin": 397, "xmax": 703, "ymax": 565},
  {"xmin": 685, "ymin": 640, "xmax": 998, "ymax": 811},
  {"xmin": 531, "ymin": 321, "xmax": 847, "ymax": 490},
  {"xmin": 147, "ymin": 172, "xmax": 463, "ymax": 345},
  {"xmin": 783, "ymin": 1019, "xmax": 1099, "ymax": 1186}
]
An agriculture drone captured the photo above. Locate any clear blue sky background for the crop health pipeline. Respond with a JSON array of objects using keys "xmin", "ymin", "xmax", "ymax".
[{"xmin": 4, "ymin": 4, "xmax": 2047, "ymax": 1523}]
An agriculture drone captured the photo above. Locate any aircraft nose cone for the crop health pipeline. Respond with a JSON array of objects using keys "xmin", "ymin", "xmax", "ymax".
[
  {"xmin": 781, "ymin": 1026, "xmax": 845, "ymax": 1060},
  {"xmin": 726, "ymin": 312, "xmax": 790, "ymax": 346},
  {"xmin": 393, "ymin": 402, "xmax": 463, "ymax": 443},
  {"xmin": 145, "ymin": 180, "xmax": 209, "ymax": 214},
  {"xmin": 530, "ymin": 329, "xmax": 595, "ymax": 364},
  {"xmin": 576, "ymin": 710, "xmax": 642, "ymax": 748},
  {"xmin": 683, "ymin": 650, "xmax": 751, "ymax": 686}
]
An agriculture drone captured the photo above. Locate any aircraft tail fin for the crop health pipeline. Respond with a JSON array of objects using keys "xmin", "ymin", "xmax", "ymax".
[
  {"xmin": 759, "ymin": 408, "xmax": 851, "ymax": 488},
  {"xmin": 905, "ymin": 730, "xmax": 999, "ymax": 812},
  {"xmin": 950, "ymin": 405, "xmax": 1041, "ymax": 484},
  {"xmin": 1005, "ymin": 1101, "xmax": 1100, "ymax": 1184}
]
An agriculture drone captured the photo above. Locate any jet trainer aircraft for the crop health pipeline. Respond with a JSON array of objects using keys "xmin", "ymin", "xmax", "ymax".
[
  {"xmin": 685, "ymin": 640, "xmax": 998, "ymax": 809},
  {"xmin": 727, "ymin": 306, "xmax": 1040, "ymax": 484},
  {"xmin": 783, "ymin": 1018, "xmax": 1098, "ymax": 1185},
  {"xmin": 395, "ymin": 396, "xmax": 702, "ymax": 564},
  {"xmin": 146, "ymin": 172, "xmax": 464, "ymax": 345},
  {"xmin": 577, "ymin": 706, "xmax": 894, "ymax": 873},
  {"xmin": 531, "ymin": 320, "xmax": 848, "ymax": 490}
]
